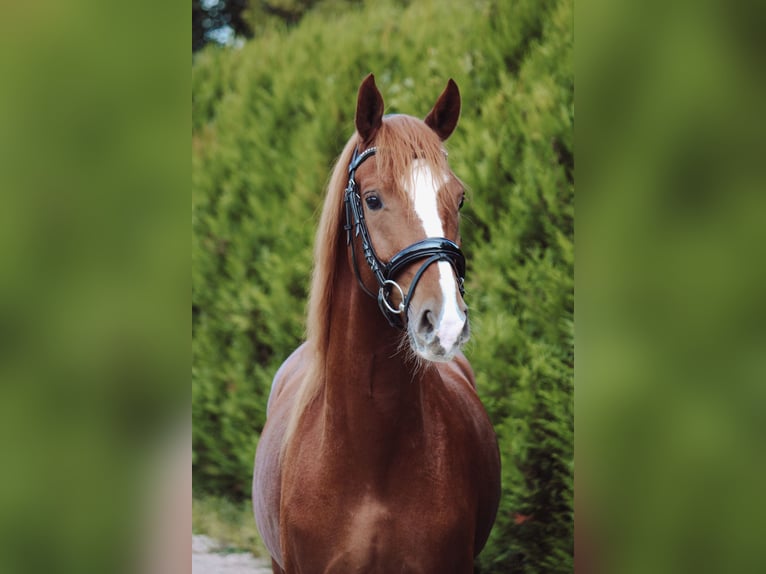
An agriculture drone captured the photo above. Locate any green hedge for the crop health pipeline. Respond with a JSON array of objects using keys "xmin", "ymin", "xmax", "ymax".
[{"xmin": 192, "ymin": 0, "xmax": 573, "ymax": 571}]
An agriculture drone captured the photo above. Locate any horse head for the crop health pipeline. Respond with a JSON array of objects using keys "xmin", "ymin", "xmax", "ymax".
[{"xmin": 346, "ymin": 74, "xmax": 469, "ymax": 362}]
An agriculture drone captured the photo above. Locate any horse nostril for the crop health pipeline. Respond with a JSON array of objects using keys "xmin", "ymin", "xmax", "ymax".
[{"xmin": 419, "ymin": 310, "xmax": 435, "ymax": 340}]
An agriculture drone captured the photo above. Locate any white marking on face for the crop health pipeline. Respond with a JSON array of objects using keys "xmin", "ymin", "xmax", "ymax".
[
  {"xmin": 407, "ymin": 160, "xmax": 466, "ymax": 354},
  {"xmin": 410, "ymin": 160, "xmax": 449, "ymax": 237}
]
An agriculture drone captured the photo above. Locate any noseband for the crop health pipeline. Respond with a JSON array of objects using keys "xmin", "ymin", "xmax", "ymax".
[{"xmin": 343, "ymin": 146, "xmax": 466, "ymax": 329}]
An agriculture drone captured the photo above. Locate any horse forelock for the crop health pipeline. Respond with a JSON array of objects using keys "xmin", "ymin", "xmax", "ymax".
[{"xmin": 283, "ymin": 115, "xmax": 452, "ymax": 457}]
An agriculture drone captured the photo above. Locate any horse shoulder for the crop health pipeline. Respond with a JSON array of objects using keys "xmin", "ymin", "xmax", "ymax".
[
  {"xmin": 254, "ymin": 342, "xmax": 311, "ymax": 570},
  {"xmin": 266, "ymin": 342, "xmax": 311, "ymax": 414},
  {"xmin": 436, "ymin": 350, "xmax": 476, "ymax": 390},
  {"xmin": 435, "ymin": 352, "xmax": 501, "ymax": 556},
  {"xmin": 434, "ymin": 353, "xmax": 495, "ymax": 455}
]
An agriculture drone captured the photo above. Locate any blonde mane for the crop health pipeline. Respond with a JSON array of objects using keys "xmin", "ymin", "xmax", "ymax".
[{"xmin": 282, "ymin": 115, "xmax": 450, "ymax": 455}]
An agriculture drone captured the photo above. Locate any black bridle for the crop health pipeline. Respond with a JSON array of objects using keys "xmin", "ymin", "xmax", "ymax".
[{"xmin": 343, "ymin": 146, "xmax": 466, "ymax": 329}]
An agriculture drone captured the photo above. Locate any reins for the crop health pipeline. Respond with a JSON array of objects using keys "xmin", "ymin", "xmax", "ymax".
[{"xmin": 343, "ymin": 145, "xmax": 466, "ymax": 329}]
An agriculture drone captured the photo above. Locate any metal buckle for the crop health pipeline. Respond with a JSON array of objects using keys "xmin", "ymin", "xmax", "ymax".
[{"xmin": 379, "ymin": 280, "xmax": 405, "ymax": 315}]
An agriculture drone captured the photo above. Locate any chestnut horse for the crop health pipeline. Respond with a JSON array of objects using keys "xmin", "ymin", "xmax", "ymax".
[{"xmin": 253, "ymin": 74, "xmax": 501, "ymax": 573}]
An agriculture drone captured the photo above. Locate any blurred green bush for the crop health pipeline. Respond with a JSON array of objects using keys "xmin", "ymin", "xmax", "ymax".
[{"xmin": 192, "ymin": 0, "xmax": 572, "ymax": 571}]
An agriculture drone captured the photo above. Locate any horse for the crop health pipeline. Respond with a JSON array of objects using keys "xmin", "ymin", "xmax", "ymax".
[{"xmin": 253, "ymin": 74, "xmax": 501, "ymax": 573}]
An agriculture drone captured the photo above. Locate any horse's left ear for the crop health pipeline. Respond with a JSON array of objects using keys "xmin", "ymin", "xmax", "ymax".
[{"xmin": 425, "ymin": 79, "xmax": 461, "ymax": 141}]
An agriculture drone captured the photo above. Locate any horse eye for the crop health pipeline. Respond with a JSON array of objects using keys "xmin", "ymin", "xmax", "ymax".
[
  {"xmin": 365, "ymin": 196, "xmax": 383, "ymax": 211},
  {"xmin": 458, "ymin": 195, "xmax": 465, "ymax": 210}
]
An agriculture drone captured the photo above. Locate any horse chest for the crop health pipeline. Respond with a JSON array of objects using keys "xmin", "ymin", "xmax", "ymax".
[
  {"xmin": 281, "ymin": 438, "xmax": 477, "ymax": 572},
  {"xmin": 284, "ymin": 491, "xmax": 474, "ymax": 573}
]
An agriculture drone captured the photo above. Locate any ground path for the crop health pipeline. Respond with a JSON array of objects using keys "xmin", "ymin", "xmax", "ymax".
[{"xmin": 193, "ymin": 535, "xmax": 272, "ymax": 574}]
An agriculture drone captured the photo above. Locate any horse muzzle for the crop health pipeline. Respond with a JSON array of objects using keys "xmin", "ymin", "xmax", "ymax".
[{"xmin": 406, "ymin": 261, "xmax": 470, "ymax": 362}]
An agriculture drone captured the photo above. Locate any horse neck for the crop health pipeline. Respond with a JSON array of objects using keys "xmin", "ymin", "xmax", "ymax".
[{"xmin": 321, "ymin": 254, "xmax": 429, "ymax": 455}]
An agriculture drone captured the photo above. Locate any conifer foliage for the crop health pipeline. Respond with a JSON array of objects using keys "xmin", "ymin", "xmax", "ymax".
[{"xmin": 192, "ymin": 0, "xmax": 573, "ymax": 570}]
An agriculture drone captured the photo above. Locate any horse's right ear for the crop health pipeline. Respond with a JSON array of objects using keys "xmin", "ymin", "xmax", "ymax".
[{"xmin": 355, "ymin": 74, "xmax": 384, "ymax": 144}]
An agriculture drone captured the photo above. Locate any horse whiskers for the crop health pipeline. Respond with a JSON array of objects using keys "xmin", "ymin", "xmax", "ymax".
[
  {"xmin": 392, "ymin": 329, "xmax": 429, "ymax": 378},
  {"xmin": 392, "ymin": 331, "xmax": 412, "ymax": 359}
]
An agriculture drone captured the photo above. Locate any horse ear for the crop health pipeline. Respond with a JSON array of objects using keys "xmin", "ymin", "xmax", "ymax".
[
  {"xmin": 355, "ymin": 74, "xmax": 384, "ymax": 144},
  {"xmin": 424, "ymin": 79, "xmax": 461, "ymax": 141}
]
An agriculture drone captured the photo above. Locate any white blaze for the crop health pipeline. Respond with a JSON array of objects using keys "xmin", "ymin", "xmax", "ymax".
[{"xmin": 408, "ymin": 160, "xmax": 466, "ymax": 351}]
